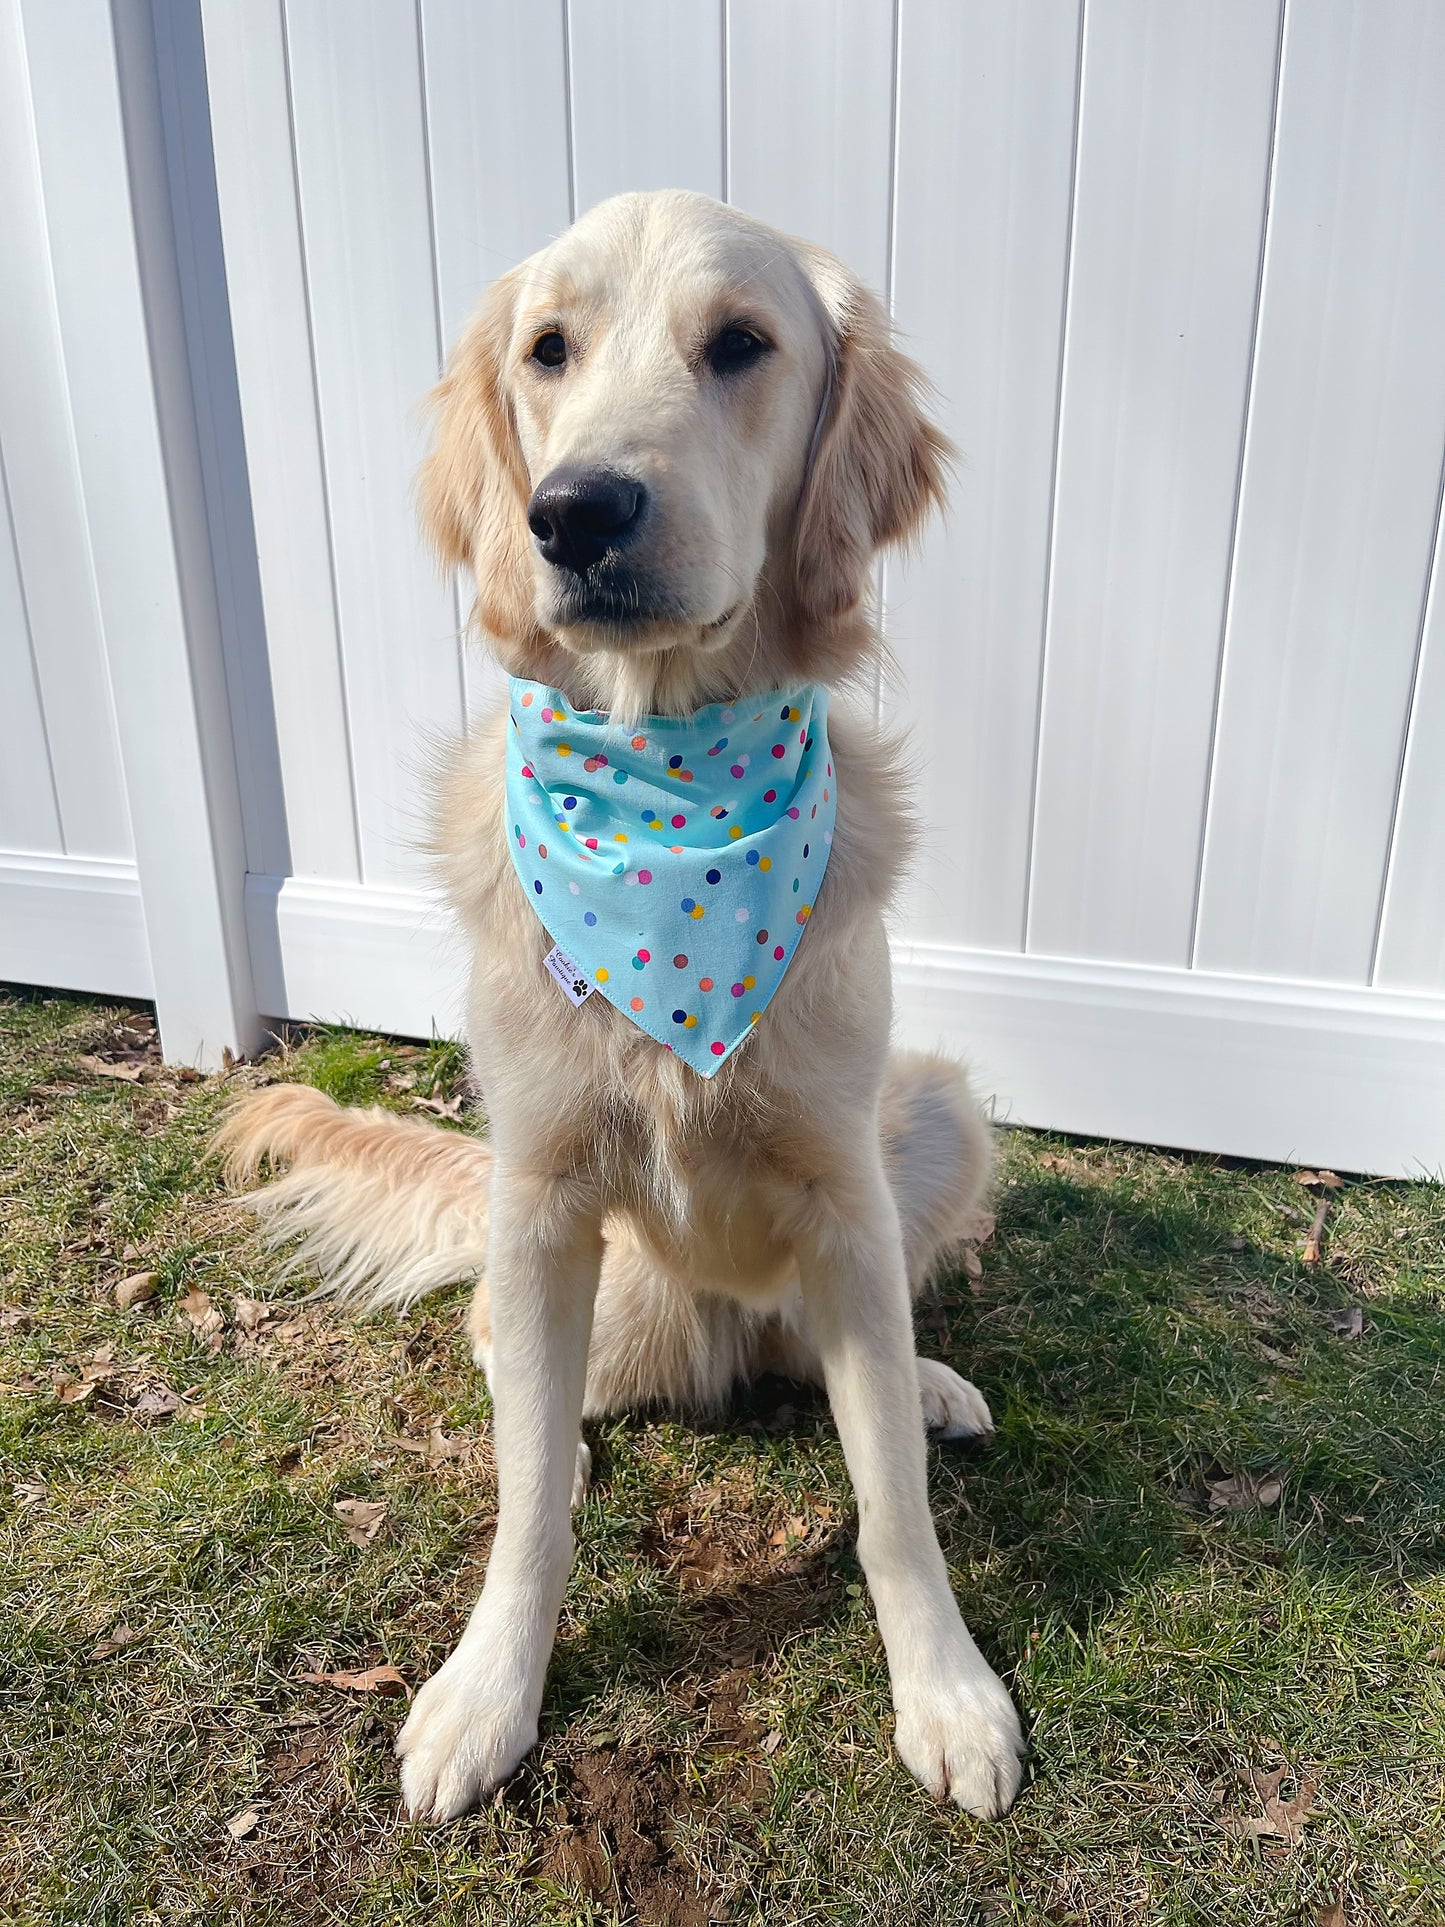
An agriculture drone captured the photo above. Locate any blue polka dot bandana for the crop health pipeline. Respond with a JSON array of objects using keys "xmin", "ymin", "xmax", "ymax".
[{"xmin": 505, "ymin": 678, "xmax": 837, "ymax": 1075}]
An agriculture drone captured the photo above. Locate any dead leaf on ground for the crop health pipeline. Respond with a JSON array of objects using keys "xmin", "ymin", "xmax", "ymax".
[
  {"xmin": 232, "ymin": 1295, "xmax": 274, "ymax": 1333},
  {"xmin": 1207, "ymin": 1470, "xmax": 1286, "ymax": 1513},
  {"xmin": 394, "ymin": 1420, "xmax": 470, "ymax": 1464},
  {"xmin": 130, "ymin": 1385, "xmax": 184, "ymax": 1425},
  {"xmin": 13, "ymin": 1480, "xmax": 46, "ymax": 1508},
  {"xmin": 177, "ymin": 1287, "xmax": 225, "ymax": 1354},
  {"xmin": 298, "ymin": 1663, "xmax": 409, "ymax": 1697},
  {"xmin": 271, "ymin": 1733, "xmax": 327, "ymax": 1786},
  {"xmin": 964, "ymin": 1210, "xmax": 996, "ymax": 1247},
  {"xmin": 1296, "ymin": 1169, "xmax": 1344, "ymax": 1190},
  {"xmin": 54, "ymin": 1346, "xmax": 200, "ymax": 1428},
  {"xmin": 1328, "ymin": 1306, "xmax": 1364, "ymax": 1339},
  {"xmin": 333, "ymin": 1498, "xmax": 388, "ymax": 1547},
  {"xmin": 225, "ymin": 1807, "xmax": 261, "ymax": 1841},
  {"xmin": 411, "ymin": 1093, "xmax": 463, "ymax": 1119},
  {"xmin": 0, "ymin": 1305, "xmax": 32, "ymax": 1331},
  {"xmin": 92, "ymin": 1622, "xmax": 140, "ymax": 1660},
  {"xmin": 961, "ymin": 1246, "xmax": 984, "ymax": 1281},
  {"xmin": 115, "ymin": 1271, "xmax": 159, "ymax": 1309},
  {"xmin": 766, "ymin": 1513, "xmax": 809, "ymax": 1550},
  {"xmin": 761, "ymin": 1730, "xmax": 783, "ymax": 1754},
  {"xmin": 1233, "ymin": 1766, "xmax": 1318, "ymax": 1847},
  {"xmin": 75, "ymin": 1054, "xmax": 144, "ymax": 1082},
  {"xmin": 1315, "ymin": 1897, "xmax": 1348, "ymax": 1927}
]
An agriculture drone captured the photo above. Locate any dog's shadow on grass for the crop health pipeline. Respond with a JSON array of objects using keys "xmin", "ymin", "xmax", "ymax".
[
  {"xmin": 549, "ymin": 1160, "xmax": 1445, "ymax": 1715},
  {"xmin": 956, "ymin": 1165, "xmax": 1445, "ymax": 1580}
]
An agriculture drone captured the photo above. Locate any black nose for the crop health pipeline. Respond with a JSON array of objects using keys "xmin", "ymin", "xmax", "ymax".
[{"xmin": 527, "ymin": 465, "xmax": 646, "ymax": 575}]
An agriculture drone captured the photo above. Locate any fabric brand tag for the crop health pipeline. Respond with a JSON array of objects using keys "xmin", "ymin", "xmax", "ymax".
[{"xmin": 543, "ymin": 943, "xmax": 595, "ymax": 1006}]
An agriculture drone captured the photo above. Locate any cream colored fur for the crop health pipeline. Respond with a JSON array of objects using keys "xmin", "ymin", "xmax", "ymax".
[
  {"xmin": 217, "ymin": 191, "xmax": 1025, "ymax": 1822},
  {"xmin": 217, "ymin": 1052, "xmax": 990, "ymax": 1420}
]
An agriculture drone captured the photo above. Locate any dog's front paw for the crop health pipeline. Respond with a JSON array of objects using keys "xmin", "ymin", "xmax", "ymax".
[
  {"xmin": 396, "ymin": 1650, "xmax": 537, "ymax": 1821},
  {"xmin": 916, "ymin": 1356, "xmax": 994, "ymax": 1440},
  {"xmin": 893, "ymin": 1655, "xmax": 1025, "ymax": 1818}
]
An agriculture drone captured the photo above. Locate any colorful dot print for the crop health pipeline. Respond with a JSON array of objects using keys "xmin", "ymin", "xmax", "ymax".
[{"xmin": 505, "ymin": 678, "xmax": 836, "ymax": 1076}]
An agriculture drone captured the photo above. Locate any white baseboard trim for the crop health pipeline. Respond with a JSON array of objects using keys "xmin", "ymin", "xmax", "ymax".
[
  {"xmin": 894, "ymin": 941, "xmax": 1445, "ymax": 1180},
  {"xmin": 0, "ymin": 853, "xmax": 152, "ymax": 998},
  {"xmin": 240, "ymin": 875, "xmax": 1445, "ymax": 1177},
  {"xmin": 243, "ymin": 872, "xmax": 469, "ymax": 1041}
]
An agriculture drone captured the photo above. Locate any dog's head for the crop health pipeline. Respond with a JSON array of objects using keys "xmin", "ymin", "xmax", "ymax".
[{"xmin": 420, "ymin": 190, "xmax": 947, "ymax": 703}]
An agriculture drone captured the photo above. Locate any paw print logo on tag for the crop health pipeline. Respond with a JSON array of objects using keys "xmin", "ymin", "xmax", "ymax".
[{"xmin": 543, "ymin": 944, "xmax": 596, "ymax": 1007}]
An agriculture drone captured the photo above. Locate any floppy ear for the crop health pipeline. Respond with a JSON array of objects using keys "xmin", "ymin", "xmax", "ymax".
[
  {"xmin": 417, "ymin": 267, "xmax": 539, "ymax": 645},
  {"xmin": 790, "ymin": 249, "xmax": 951, "ymax": 627}
]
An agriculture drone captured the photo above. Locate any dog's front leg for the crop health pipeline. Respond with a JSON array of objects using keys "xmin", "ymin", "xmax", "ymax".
[
  {"xmin": 397, "ymin": 1167, "xmax": 601, "ymax": 1821},
  {"xmin": 797, "ymin": 1157, "xmax": 1025, "ymax": 1818}
]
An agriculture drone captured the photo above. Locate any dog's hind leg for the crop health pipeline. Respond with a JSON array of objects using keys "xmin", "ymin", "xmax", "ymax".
[
  {"xmin": 879, "ymin": 1050, "xmax": 994, "ymax": 1294},
  {"xmin": 759, "ymin": 1050, "xmax": 998, "ymax": 1438},
  {"xmin": 762, "ymin": 1304, "xmax": 996, "ymax": 1443},
  {"xmin": 881, "ymin": 1049, "xmax": 998, "ymax": 1438}
]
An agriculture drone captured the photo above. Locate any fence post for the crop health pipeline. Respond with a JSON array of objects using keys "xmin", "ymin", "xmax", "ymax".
[{"xmin": 18, "ymin": 0, "xmax": 262, "ymax": 1066}]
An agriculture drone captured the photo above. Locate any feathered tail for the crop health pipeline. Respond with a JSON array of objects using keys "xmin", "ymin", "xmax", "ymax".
[{"xmin": 213, "ymin": 1083, "xmax": 491, "ymax": 1312}]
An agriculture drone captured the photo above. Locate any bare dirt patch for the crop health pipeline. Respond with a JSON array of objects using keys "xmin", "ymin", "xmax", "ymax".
[{"xmin": 538, "ymin": 1746, "xmax": 726, "ymax": 1927}]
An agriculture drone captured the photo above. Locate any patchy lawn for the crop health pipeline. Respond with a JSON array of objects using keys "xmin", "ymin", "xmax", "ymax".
[{"xmin": 1, "ymin": 984, "xmax": 1443, "ymax": 1927}]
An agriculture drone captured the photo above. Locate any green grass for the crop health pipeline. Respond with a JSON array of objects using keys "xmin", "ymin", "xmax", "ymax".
[{"xmin": 1, "ymin": 985, "xmax": 1443, "ymax": 1926}]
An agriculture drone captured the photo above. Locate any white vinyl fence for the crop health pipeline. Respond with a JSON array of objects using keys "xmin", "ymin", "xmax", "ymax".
[{"xmin": 3, "ymin": 0, "xmax": 1444, "ymax": 1177}]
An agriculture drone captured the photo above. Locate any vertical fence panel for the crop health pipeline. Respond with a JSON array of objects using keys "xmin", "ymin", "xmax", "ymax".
[
  {"xmin": 886, "ymin": 0, "xmax": 1080, "ymax": 953},
  {"xmin": 1194, "ymin": 0, "xmax": 1445, "ymax": 984},
  {"xmin": 0, "ymin": 0, "xmax": 131, "ymax": 862},
  {"xmin": 421, "ymin": 0, "xmax": 572, "ymax": 347},
  {"xmin": 1374, "ymin": 503, "xmax": 1445, "ymax": 992},
  {"xmin": 1026, "ymin": 0, "xmax": 1279, "ymax": 966},
  {"xmin": 0, "ymin": 449, "xmax": 61, "ymax": 854},
  {"xmin": 420, "ymin": 0, "xmax": 572, "ymax": 721},
  {"xmin": 567, "ymin": 0, "xmax": 723, "ymax": 209},
  {"xmin": 726, "ymin": 0, "xmax": 894, "ymax": 290},
  {"xmin": 201, "ymin": 0, "xmax": 361, "ymax": 885},
  {"xmin": 283, "ymin": 0, "xmax": 463, "ymax": 887}
]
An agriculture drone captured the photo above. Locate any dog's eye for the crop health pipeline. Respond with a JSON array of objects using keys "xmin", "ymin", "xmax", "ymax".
[
  {"xmin": 530, "ymin": 331, "xmax": 568, "ymax": 369},
  {"xmin": 707, "ymin": 325, "xmax": 769, "ymax": 375}
]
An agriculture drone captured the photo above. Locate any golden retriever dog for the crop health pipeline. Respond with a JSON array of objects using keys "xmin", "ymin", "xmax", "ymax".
[{"xmin": 217, "ymin": 190, "xmax": 1026, "ymax": 1821}]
